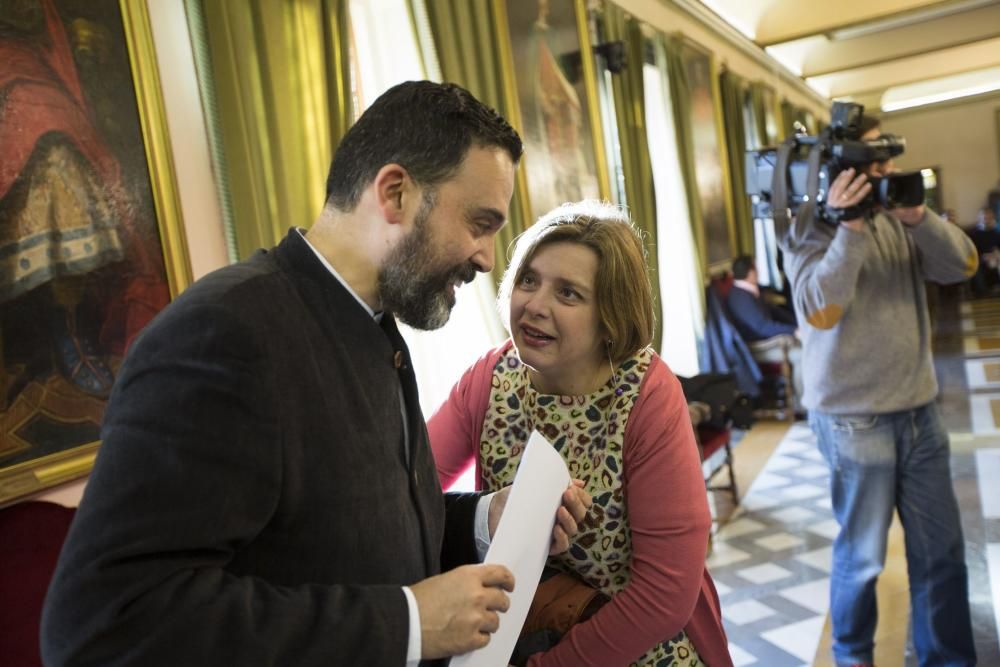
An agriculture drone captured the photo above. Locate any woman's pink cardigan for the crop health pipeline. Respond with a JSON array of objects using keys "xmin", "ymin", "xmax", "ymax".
[{"xmin": 428, "ymin": 342, "xmax": 733, "ymax": 667}]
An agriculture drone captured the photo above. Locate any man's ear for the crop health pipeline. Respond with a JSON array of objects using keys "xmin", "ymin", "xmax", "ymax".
[{"xmin": 372, "ymin": 163, "xmax": 411, "ymax": 225}]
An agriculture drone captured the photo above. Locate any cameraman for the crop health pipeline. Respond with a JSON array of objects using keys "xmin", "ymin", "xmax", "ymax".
[{"xmin": 779, "ymin": 115, "xmax": 978, "ymax": 667}]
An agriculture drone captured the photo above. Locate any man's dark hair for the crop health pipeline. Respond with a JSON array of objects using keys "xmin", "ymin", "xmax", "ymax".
[
  {"xmin": 732, "ymin": 255, "xmax": 755, "ymax": 280},
  {"xmin": 858, "ymin": 114, "xmax": 881, "ymax": 137},
  {"xmin": 325, "ymin": 81, "xmax": 523, "ymax": 210}
]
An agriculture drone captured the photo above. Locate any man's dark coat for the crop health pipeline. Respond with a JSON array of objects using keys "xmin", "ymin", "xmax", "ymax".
[{"xmin": 42, "ymin": 230, "xmax": 479, "ymax": 666}]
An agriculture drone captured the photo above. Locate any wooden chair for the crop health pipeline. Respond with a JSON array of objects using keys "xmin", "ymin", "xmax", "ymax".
[{"xmin": 689, "ymin": 402, "xmax": 738, "ymax": 506}]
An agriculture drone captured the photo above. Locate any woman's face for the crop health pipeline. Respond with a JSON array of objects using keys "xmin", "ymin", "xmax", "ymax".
[{"xmin": 509, "ymin": 241, "xmax": 606, "ymax": 395}]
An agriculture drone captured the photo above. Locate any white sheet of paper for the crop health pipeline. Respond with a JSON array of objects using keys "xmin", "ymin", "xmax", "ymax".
[{"xmin": 451, "ymin": 430, "xmax": 570, "ymax": 667}]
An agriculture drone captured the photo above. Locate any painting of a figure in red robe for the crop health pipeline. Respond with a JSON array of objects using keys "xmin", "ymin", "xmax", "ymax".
[{"xmin": 0, "ymin": 0, "xmax": 169, "ymax": 467}]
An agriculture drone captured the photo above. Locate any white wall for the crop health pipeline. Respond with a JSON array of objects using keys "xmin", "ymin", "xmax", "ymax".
[{"xmin": 882, "ymin": 92, "xmax": 1000, "ymax": 225}]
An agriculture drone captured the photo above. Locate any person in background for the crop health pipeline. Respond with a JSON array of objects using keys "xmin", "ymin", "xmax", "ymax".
[
  {"xmin": 726, "ymin": 255, "xmax": 798, "ymax": 343},
  {"xmin": 780, "ymin": 113, "xmax": 977, "ymax": 667},
  {"xmin": 988, "ymin": 179, "xmax": 1000, "ymax": 224},
  {"xmin": 41, "ymin": 80, "xmax": 590, "ymax": 667},
  {"xmin": 967, "ymin": 206, "xmax": 1000, "ymax": 297},
  {"xmin": 726, "ymin": 254, "xmax": 803, "ymax": 409},
  {"xmin": 429, "ymin": 200, "xmax": 732, "ymax": 667}
]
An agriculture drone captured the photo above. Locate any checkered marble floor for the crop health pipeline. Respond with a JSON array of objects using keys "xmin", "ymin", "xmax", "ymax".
[
  {"xmin": 709, "ymin": 423, "xmax": 1000, "ymax": 666},
  {"xmin": 709, "ymin": 424, "xmax": 833, "ymax": 666},
  {"xmin": 962, "ymin": 300, "xmax": 1000, "ymax": 437}
]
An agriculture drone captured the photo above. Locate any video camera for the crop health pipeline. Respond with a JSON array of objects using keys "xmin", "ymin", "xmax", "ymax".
[{"xmin": 745, "ymin": 102, "xmax": 925, "ymax": 224}]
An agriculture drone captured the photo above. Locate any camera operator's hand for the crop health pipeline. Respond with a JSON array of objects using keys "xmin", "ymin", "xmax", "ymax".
[{"xmin": 828, "ymin": 167, "xmax": 871, "ymax": 232}]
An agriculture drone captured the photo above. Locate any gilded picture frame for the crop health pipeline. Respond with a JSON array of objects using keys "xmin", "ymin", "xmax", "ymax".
[
  {"xmin": 678, "ymin": 36, "xmax": 736, "ymax": 270},
  {"xmin": 0, "ymin": 0, "xmax": 191, "ymax": 506},
  {"xmin": 492, "ymin": 0, "xmax": 611, "ymax": 223}
]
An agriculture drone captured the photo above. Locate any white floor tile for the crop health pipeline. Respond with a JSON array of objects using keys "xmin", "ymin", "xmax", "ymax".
[
  {"xmin": 778, "ymin": 439, "xmax": 812, "ymax": 454},
  {"xmin": 770, "ymin": 506, "xmax": 815, "ymax": 523},
  {"xmin": 778, "ymin": 578, "xmax": 830, "ymax": 614},
  {"xmin": 748, "ymin": 471, "xmax": 792, "ymax": 491},
  {"xmin": 988, "ymin": 543, "xmax": 1000, "ymax": 647},
  {"xmin": 971, "ymin": 393, "xmax": 1000, "ymax": 434},
  {"xmin": 728, "ymin": 642, "xmax": 758, "ymax": 666},
  {"xmin": 761, "ymin": 615, "xmax": 826, "ymax": 661},
  {"xmin": 976, "ymin": 449, "xmax": 1000, "ymax": 518},
  {"xmin": 764, "ymin": 455, "xmax": 802, "ymax": 471},
  {"xmin": 807, "ymin": 518, "xmax": 840, "ymax": 539},
  {"xmin": 755, "ymin": 532, "xmax": 806, "ymax": 551},
  {"xmin": 965, "ymin": 359, "xmax": 1000, "ymax": 390},
  {"xmin": 814, "ymin": 496, "xmax": 833, "ymax": 510},
  {"xmin": 719, "ymin": 517, "xmax": 768, "ymax": 538},
  {"xmin": 707, "ymin": 541, "xmax": 751, "ymax": 568},
  {"xmin": 724, "ymin": 598, "xmax": 777, "ymax": 625},
  {"xmin": 801, "ymin": 449, "xmax": 825, "ymax": 462},
  {"xmin": 735, "ymin": 562, "xmax": 792, "ymax": 584},
  {"xmin": 712, "ymin": 579, "xmax": 732, "ymax": 596},
  {"xmin": 795, "ymin": 464, "xmax": 830, "ymax": 479},
  {"xmin": 795, "ymin": 546, "xmax": 834, "ymax": 573},
  {"xmin": 781, "ymin": 484, "xmax": 826, "ymax": 501},
  {"xmin": 740, "ymin": 494, "xmax": 783, "ymax": 512}
]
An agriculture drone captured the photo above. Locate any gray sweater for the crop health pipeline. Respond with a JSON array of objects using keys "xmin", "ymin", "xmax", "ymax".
[{"xmin": 779, "ymin": 207, "xmax": 977, "ymax": 414}]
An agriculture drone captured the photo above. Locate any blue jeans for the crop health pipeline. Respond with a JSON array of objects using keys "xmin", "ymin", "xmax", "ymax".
[{"xmin": 810, "ymin": 403, "xmax": 975, "ymax": 666}]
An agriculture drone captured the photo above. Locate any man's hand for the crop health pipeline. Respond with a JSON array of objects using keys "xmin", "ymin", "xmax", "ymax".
[
  {"xmin": 487, "ymin": 480, "xmax": 592, "ymax": 555},
  {"xmin": 411, "ymin": 564, "xmax": 515, "ymax": 659},
  {"xmin": 827, "ymin": 167, "xmax": 871, "ymax": 232}
]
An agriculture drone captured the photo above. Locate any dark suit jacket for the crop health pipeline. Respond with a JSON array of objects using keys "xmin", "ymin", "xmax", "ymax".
[
  {"xmin": 726, "ymin": 284, "xmax": 797, "ymax": 342},
  {"xmin": 42, "ymin": 230, "xmax": 479, "ymax": 666}
]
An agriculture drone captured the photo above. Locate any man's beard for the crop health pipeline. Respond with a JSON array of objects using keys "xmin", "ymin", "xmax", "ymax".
[{"xmin": 377, "ymin": 196, "xmax": 478, "ymax": 330}]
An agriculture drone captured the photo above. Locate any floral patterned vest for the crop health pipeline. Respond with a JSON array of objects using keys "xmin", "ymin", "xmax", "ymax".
[{"xmin": 479, "ymin": 346, "xmax": 703, "ymax": 667}]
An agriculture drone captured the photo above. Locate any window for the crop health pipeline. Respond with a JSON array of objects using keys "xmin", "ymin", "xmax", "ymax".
[
  {"xmin": 643, "ymin": 60, "xmax": 703, "ymax": 377},
  {"xmin": 348, "ymin": 0, "xmax": 507, "ymax": 426}
]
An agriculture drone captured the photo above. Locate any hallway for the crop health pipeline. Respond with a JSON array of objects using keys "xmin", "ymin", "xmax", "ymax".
[{"xmin": 706, "ymin": 291, "xmax": 1000, "ymax": 666}]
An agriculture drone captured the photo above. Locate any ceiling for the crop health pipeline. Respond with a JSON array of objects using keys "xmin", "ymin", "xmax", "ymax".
[{"xmin": 694, "ymin": 0, "xmax": 1000, "ymax": 113}]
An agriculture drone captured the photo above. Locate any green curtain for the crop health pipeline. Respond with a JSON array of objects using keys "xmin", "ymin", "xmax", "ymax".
[
  {"xmin": 420, "ymin": 0, "xmax": 529, "ymax": 287},
  {"xmin": 660, "ymin": 34, "xmax": 707, "ymax": 279},
  {"xmin": 719, "ymin": 69, "xmax": 754, "ymax": 257},
  {"xmin": 750, "ymin": 81, "xmax": 776, "ymax": 146},
  {"xmin": 780, "ymin": 98, "xmax": 798, "ymax": 140},
  {"xmin": 601, "ymin": 4, "xmax": 661, "ymax": 350},
  {"xmin": 199, "ymin": 0, "xmax": 352, "ymax": 259}
]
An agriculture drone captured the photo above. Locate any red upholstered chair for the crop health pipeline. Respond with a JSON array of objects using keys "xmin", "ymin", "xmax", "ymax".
[
  {"xmin": 689, "ymin": 401, "xmax": 738, "ymax": 506},
  {"xmin": 0, "ymin": 501, "xmax": 76, "ymax": 667},
  {"xmin": 710, "ymin": 272, "xmax": 797, "ymax": 422}
]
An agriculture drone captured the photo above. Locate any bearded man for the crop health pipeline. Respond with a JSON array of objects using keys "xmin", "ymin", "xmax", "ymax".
[{"xmin": 42, "ymin": 81, "xmax": 590, "ymax": 667}]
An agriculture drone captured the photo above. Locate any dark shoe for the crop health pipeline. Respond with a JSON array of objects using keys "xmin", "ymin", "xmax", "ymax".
[{"xmin": 52, "ymin": 305, "xmax": 114, "ymax": 398}]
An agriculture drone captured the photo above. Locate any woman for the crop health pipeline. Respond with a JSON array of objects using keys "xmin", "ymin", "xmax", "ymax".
[{"xmin": 429, "ymin": 201, "xmax": 731, "ymax": 666}]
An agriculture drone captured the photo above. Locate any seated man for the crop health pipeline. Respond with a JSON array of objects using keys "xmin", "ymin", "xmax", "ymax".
[
  {"xmin": 726, "ymin": 255, "xmax": 803, "ymax": 410},
  {"xmin": 968, "ymin": 207, "xmax": 1000, "ymax": 296}
]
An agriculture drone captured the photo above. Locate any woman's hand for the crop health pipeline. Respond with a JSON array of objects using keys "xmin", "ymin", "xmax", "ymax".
[{"xmin": 487, "ymin": 479, "xmax": 592, "ymax": 555}]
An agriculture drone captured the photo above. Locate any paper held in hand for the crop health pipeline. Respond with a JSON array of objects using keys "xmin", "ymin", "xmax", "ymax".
[{"xmin": 451, "ymin": 430, "xmax": 570, "ymax": 667}]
